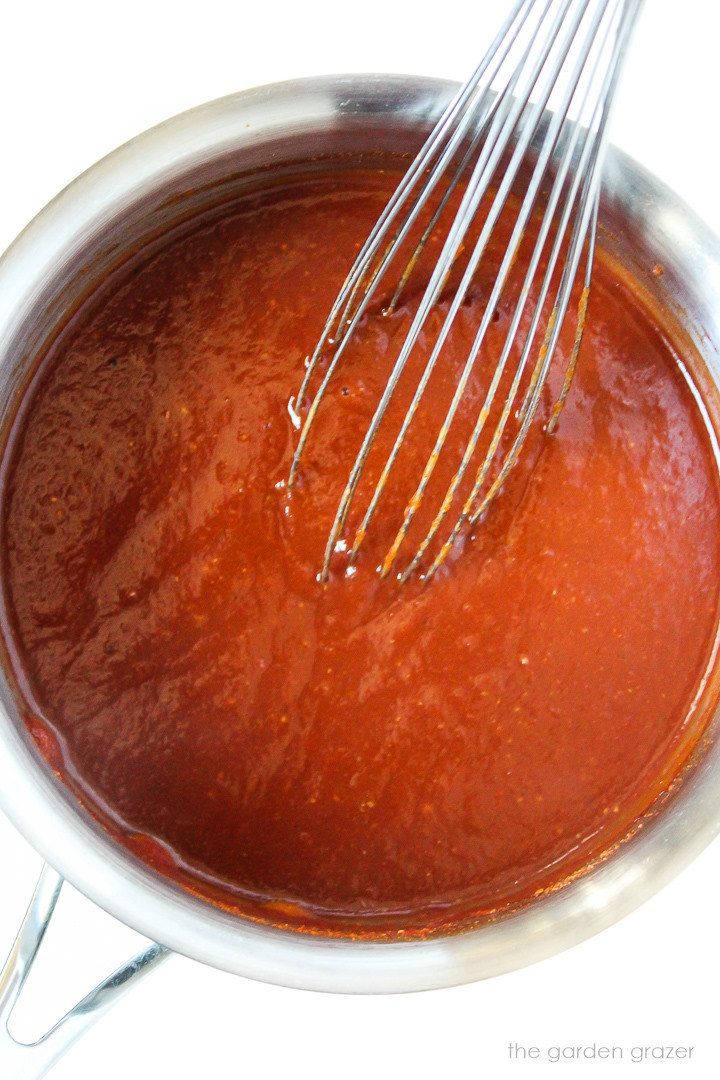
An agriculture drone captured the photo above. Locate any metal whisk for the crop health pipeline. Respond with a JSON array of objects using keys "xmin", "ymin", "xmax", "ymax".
[{"xmin": 289, "ymin": 0, "xmax": 645, "ymax": 582}]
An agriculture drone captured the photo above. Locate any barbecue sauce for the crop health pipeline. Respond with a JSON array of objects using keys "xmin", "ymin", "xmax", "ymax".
[{"xmin": 2, "ymin": 161, "xmax": 719, "ymax": 937}]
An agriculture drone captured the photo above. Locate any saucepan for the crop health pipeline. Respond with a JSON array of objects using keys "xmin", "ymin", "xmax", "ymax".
[{"xmin": 1, "ymin": 75, "xmax": 720, "ymax": 1078}]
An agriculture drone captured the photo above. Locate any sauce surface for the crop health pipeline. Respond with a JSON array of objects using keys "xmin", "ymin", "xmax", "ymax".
[{"xmin": 2, "ymin": 162, "xmax": 720, "ymax": 936}]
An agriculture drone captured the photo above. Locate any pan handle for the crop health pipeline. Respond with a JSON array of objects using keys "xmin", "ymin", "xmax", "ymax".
[{"xmin": 0, "ymin": 864, "xmax": 170, "ymax": 1079}]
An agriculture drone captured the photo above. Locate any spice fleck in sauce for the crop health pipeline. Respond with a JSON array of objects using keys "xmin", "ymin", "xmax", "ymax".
[{"xmin": 2, "ymin": 161, "xmax": 720, "ymax": 936}]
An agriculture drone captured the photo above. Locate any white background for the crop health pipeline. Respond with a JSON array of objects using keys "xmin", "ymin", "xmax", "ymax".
[{"xmin": 1, "ymin": 2, "xmax": 719, "ymax": 1077}]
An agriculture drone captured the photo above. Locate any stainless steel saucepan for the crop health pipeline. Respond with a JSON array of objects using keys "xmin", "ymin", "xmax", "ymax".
[{"xmin": 1, "ymin": 75, "xmax": 720, "ymax": 1078}]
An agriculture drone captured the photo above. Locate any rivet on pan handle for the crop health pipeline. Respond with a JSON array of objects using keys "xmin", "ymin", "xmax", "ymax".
[{"xmin": 0, "ymin": 864, "xmax": 170, "ymax": 1079}]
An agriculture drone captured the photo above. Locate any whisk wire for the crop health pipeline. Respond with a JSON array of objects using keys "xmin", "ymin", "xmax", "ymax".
[
  {"xmin": 291, "ymin": 0, "xmax": 645, "ymax": 582},
  {"xmin": 323, "ymin": 0, "xmax": 583, "ymax": 571},
  {"xmin": 289, "ymin": 0, "xmax": 537, "ymax": 473},
  {"xmin": 369, "ymin": 0, "xmax": 616, "ymax": 578}
]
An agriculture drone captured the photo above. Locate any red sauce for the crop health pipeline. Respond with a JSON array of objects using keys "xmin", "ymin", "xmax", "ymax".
[{"xmin": 2, "ymin": 160, "xmax": 720, "ymax": 936}]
